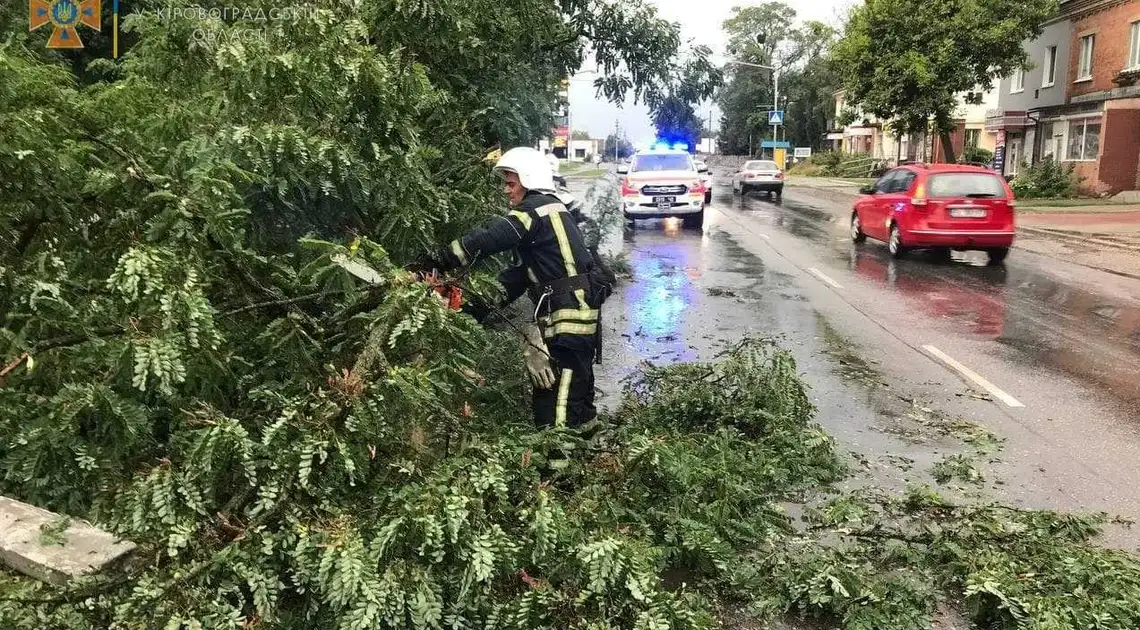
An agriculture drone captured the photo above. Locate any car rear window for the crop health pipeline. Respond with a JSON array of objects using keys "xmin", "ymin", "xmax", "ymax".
[
  {"xmin": 927, "ymin": 173, "xmax": 1008, "ymax": 198},
  {"xmin": 745, "ymin": 161, "xmax": 778, "ymax": 171},
  {"xmin": 632, "ymin": 154, "xmax": 693, "ymax": 172}
]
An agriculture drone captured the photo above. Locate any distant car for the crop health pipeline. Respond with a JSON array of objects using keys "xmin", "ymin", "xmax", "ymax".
[
  {"xmin": 732, "ymin": 160, "xmax": 784, "ymax": 198},
  {"xmin": 693, "ymin": 160, "xmax": 714, "ymax": 204},
  {"xmin": 851, "ymin": 163, "xmax": 1016, "ymax": 264},
  {"xmin": 618, "ymin": 146, "xmax": 708, "ymax": 228}
]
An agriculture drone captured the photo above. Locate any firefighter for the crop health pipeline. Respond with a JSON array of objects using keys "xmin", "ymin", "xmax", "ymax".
[{"xmin": 420, "ymin": 147, "xmax": 611, "ymax": 428}]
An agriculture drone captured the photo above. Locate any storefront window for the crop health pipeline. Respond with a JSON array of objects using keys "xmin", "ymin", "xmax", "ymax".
[{"xmin": 1066, "ymin": 118, "xmax": 1101, "ymax": 161}]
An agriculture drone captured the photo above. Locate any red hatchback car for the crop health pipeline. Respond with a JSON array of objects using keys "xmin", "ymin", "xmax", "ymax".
[{"xmin": 851, "ymin": 163, "xmax": 1016, "ymax": 264}]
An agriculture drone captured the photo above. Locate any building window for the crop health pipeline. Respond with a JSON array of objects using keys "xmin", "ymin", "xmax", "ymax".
[
  {"xmin": 1078, "ymin": 34, "xmax": 1095, "ymax": 81},
  {"xmin": 965, "ymin": 128, "xmax": 981, "ymax": 148},
  {"xmin": 1129, "ymin": 21, "xmax": 1140, "ymax": 71},
  {"xmin": 1043, "ymin": 46, "xmax": 1058, "ymax": 86},
  {"xmin": 1066, "ymin": 118, "xmax": 1101, "ymax": 161},
  {"xmin": 1011, "ymin": 68, "xmax": 1025, "ymax": 93}
]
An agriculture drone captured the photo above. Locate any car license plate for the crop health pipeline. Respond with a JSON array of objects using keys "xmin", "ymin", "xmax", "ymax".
[
  {"xmin": 655, "ymin": 196, "xmax": 675, "ymax": 210},
  {"xmin": 950, "ymin": 207, "xmax": 988, "ymax": 218}
]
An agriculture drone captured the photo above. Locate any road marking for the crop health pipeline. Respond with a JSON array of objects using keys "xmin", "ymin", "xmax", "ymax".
[
  {"xmin": 806, "ymin": 267, "xmax": 843, "ymax": 289},
  {"xmin": 757, "ymin": 232, "xmax": 771, "ymax": 240},
  {"xmin": 922, "ymin": 345, "xmax": 1025, "ymax": 408}
]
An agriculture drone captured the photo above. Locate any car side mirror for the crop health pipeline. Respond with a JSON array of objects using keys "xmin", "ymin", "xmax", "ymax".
[
  {"xmin": 858, "ymin": 184, "xmax": 876, "ymax": 195},
  {"xmin": 617, "ymin": 165, "xmax": 629, "ymax": 174}
]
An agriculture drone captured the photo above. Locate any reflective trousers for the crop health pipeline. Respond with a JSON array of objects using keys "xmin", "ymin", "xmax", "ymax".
[{"xmin": 533, "ymin": 334, "xmax": 597, "ymax": 428}]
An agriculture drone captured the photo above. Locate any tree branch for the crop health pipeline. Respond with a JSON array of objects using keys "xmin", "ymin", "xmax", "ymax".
[
  {"xmin": 219, "ymin": 291, "xmax": 339, "ymax": 317},
  {"xmin": 32, "ymin": 326, "xmax": 127, "ymax": 353}
]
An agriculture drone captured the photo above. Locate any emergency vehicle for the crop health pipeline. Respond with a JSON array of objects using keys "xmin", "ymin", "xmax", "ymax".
[{"xmin": 618, "ymin": 143, "xmax": 708, "ymax": 229}]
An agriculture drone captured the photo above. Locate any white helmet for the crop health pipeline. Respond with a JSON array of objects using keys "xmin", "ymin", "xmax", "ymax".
[{"xmin": 493, "ymin": 147, "xmax": 556, "ymax": 192}]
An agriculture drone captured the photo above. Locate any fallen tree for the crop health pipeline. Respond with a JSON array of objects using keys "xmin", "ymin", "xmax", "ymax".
[{"xmin": 5, "ymin": 1, "xmax": 1140, "ymax": 629}]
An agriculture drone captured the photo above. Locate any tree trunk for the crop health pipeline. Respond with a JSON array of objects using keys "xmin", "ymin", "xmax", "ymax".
[{"xmin": 939, "ymin": 129, "xmax": 957, "ymax": 164}]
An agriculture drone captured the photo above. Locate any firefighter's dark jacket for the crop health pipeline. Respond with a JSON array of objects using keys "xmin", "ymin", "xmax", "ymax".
[{"xmin": 436, "ymin": 191, "xmax": 603, "ymax": 340}]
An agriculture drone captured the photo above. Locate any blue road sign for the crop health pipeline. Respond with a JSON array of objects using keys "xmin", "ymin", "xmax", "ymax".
[
  {"xmin": 760, "ymin": 140, "xmax": 791, "ymax": 149},
  {"xmin": 768, "ymin": 110, "xmax": 785, "ymax": 125}
]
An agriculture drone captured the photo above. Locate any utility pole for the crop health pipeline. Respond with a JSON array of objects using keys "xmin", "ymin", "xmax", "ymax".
[
  {"xmin": 725, "ymin": 58, "xmax": 779, "ymax": 159},
  {"xmin": 612, "ymin": 120, "xmax": 620, "ymax": 163}
]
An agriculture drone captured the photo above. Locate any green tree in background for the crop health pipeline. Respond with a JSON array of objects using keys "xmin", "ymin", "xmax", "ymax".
[
  {"xmin": 571, "ymin": 129, "xmax": 592, "ymax": 140},
  {"xmin": 717, "ymin": 3, "xmax": 837, "ymax": 155},
  {"xmin": 647, "ymin": 45, "xmax": 723, "ymax": 150},
  {"xmin": 603, "ymin": 133, "xmax": 636, "ymax": 160},
  {"xmin": 832, "ymin": 0, "xmax": 1057, "ymax": 162}
]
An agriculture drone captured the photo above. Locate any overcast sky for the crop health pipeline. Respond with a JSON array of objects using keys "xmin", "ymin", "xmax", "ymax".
[{"xmin": 571, "ymin": 0, "xmax": 854, "ymax": 142}]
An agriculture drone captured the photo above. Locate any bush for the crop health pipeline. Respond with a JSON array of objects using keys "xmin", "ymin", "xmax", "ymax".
[
  {"xmin": 960, "ymin": 145, "xmax": 994, "ymax": 167},
  {"xmin": 787, "ymin": 161, "xmax": 824, "ymax": 176},
  {"xmin": 1010, "ymin": 157, "xmax": 1084, "ymax": 199},
  {"xmin": 809, "ymin": 151, "xmax": 844, "ymax": 170}
]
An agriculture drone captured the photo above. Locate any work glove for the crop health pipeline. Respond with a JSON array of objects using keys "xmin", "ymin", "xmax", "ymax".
[{"xmin": 521, "ymin": 324, "xmax": 556, "ymax": 390}]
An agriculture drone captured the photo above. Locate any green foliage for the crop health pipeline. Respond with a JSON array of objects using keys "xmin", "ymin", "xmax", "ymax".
[
  {"xmin": 961, "ymin": 145, "xmax": 995, "ymax": 167},
  {"xmin": 931, "ymin": 454, "xmax": 985, "ymax": 486},
  {"xmin": 0, "ymin": 0, "xmax": 728, "ymax": 626},
  {"xmin": 649, "ymin": 47, "xmax": 723, "ymax": 148},
  {"xmin": 1, "ymin": 334, "xmax": 847, "ymax": 628},
  {"xmin": 1010, "ymin": 157, "xmax": 1085, "ymax": 199},
  {"xmin": 603, "ymin": 134, "xmax": 636, "ymax": 161},
  {"xmin": 717, "ymin": 4, "xmax": 838, "ymax": 154},
  {"xmin": 833, "ymin": 0, "xmax": 1057, "ymax": 161},
  {"xmin": 652, "ymin": 96, "xmax": 706, "ymax": 150}
]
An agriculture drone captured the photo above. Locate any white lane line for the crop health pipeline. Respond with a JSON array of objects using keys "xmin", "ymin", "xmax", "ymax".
[
  {"xmin": 757, "ymin": 232, "xmax": 771, "ymax": 240},
  {"xmin": 922, "ymin": 345, "xmax": 1025, "ymax": 408},
  {"xmin": 806, "ymin": 267, "xmax": 843, "ymax": 289}
]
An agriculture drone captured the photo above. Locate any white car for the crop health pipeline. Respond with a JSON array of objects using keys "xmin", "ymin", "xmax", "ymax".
[
  {"xmin": 618, "ymin": 147, "xmax": 709, "ymax": 228},
  {"xmin": 732, "ymin": 160, "xmax": 784, "ymax": 198},
  {"xmin": 693, "ymin": 159, "xmax": 714, "ymax": 205}
]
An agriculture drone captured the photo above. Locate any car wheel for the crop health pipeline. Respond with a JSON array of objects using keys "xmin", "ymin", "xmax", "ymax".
[
  {"xmin": 775, "ymin": 187, "xmax": 783, "ymax": 200},
  {"xmin": 888, "ymin": 224, "xmax": 907, "ymax": 259},
  {"xmin": 683, "ymin": 210, "xmax": 704, "ymax": 230},
  {"xmin": 987, "ymin": 247, "xmax": 1009, "ymax": 265},
  {"xmin": 850, "ymin": 212, "xmax": 867, "ymax": 243},
  {"xmin": 705, "ymin": 191, "xmax": 712, "ymax": 205}
]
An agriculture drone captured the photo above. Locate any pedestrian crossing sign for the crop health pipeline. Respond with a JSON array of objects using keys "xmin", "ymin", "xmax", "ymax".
[{"xmin": 768, "ymin": 110, "xmax": 784, "ymax": 125}]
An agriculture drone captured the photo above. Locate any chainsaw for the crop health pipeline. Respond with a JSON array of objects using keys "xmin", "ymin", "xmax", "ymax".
[{"xmin": 332, "ymin": 254, "xmax": 465, "ymax": 311}]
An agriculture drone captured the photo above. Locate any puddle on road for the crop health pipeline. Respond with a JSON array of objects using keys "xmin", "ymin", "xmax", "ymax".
[{"xmin": 595, "ymin": 218, "xmax": 990, "ymax": 496}]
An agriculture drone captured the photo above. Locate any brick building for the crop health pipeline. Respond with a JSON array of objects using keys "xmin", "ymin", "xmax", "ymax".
[{"xmin": 990, "ymin": 0, "xmax": 1140, "ymax": 194}]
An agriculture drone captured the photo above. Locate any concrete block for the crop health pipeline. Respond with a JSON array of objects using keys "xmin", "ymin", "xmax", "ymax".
[
  {"xmin": 1112, "ymin": 190, "xmax": 1140, "ymax": 203},
  {"xmin": 0, "ymin": 496, "xmax": 136, "ymax": 586}
]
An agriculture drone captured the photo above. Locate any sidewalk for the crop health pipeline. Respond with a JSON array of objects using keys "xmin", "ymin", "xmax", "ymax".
[{"xmin": 786, "ymin": 177, "xmax": 1140, "ymax": 279}]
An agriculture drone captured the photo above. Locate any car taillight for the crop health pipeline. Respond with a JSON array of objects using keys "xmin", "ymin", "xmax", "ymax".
[
  {"xmin": 690, "ymin": 180, "xmax": 706, "ymax": 194},
  {"xmin": 911, "ymin": 182, "xmax": 928, "ymax": 207},
  {"xmin": 621, "ymin": 179, "xmax": 638, "ymax": 196},
  {"xmin": 743, "ymin": 173, "xmax": 755, "ymax": 180},
  {"xmin": 774, "ymin": 172, "xmax": 784, "ymax": 180}
]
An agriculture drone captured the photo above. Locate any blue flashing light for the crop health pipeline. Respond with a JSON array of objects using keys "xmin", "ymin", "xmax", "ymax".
[
  {"xmin": 672, "ymin": 142, "xmax": 689, "ymax": 152},
  {"xmin": 652, "ymin": 142, "xmax": 671, "ymax": 152}
]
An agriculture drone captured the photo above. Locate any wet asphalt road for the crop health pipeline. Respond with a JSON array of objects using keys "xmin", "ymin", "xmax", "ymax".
[{"xmin": 590, "ymin": 183, "xmax": 1140, "ymax": 544}]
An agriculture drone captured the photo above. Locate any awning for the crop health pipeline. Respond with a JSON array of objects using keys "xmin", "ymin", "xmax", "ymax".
[
  {"xmin": 985, "ymin": 110, "xmax": 1030, "ymax": 131},
  {"xmin": 826, "ymin": 133, "xmax": 844, "ymax": 141}
]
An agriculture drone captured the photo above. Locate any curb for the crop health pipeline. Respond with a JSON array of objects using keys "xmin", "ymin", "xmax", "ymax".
[
  {"xmin": 1017, "ymin": 226, "xmax": 1140, "ymax": 254},
  {"xmin": 787, "ymin": 183, "xmax": 1140, "ymax": 258}
]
